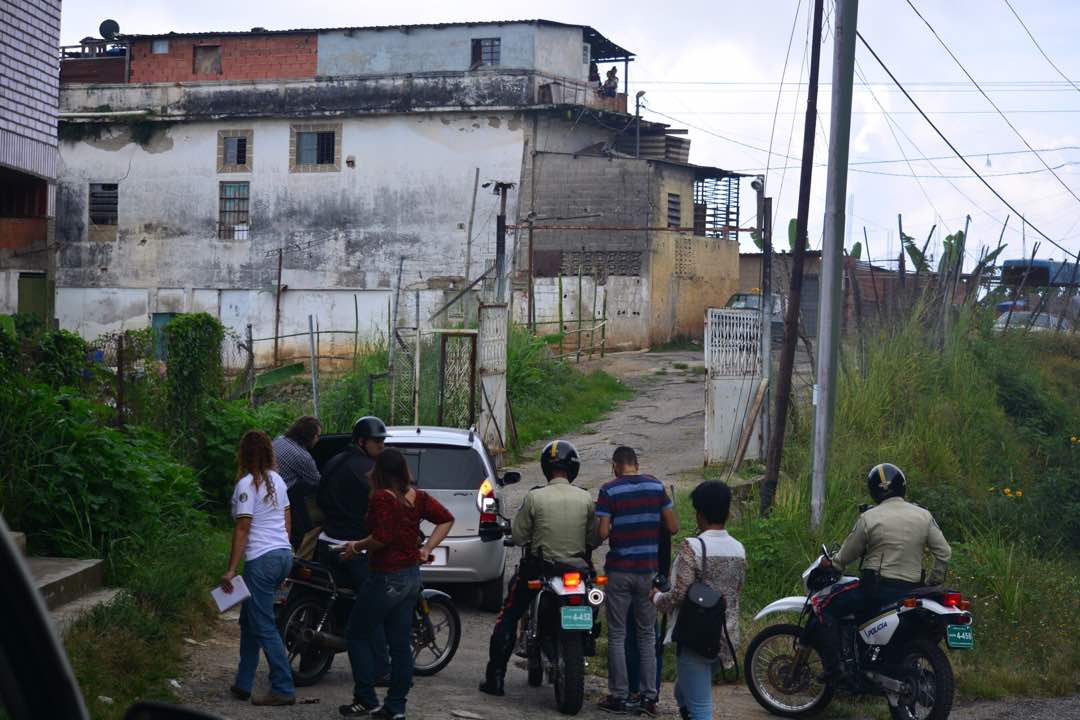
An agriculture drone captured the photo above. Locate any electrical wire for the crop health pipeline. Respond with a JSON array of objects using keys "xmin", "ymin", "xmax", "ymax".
[
  {"xmin": 764, "ymin": 0, "xmax": 806, "ymax": 187},
  {"xmin": 772, "ymin": 1, "xmax": 813, "ymax": 232},
  {"xmin": 1002, "ymin": 0, "xmax": 1080, "ymax": 96},
  {"xmin": 856, "ymin": 30, "xmax": 1072, "ymax": 257},
  {"xmin": 905, "ymin": 0, "xmax": 1080, "ymax": 210}
]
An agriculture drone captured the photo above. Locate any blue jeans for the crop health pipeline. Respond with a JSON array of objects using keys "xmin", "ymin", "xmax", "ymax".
[
  {"xmin": 344, "ymin": 553, "xmax": 388, "ymax": 696},
  {"xmin": 354, "ymin": 566, "xmax": 421, "ymax": 714},
  {"xmin": 236, "ymin": 549, "xmax": 295, "ymax": 697},
  {"xmin": 673, "ymin": 646, "xmax": 722, "ymax": 720},
  {"xmin": 626, "ymin": 611, "xmax": 664, "ymax": 697}
]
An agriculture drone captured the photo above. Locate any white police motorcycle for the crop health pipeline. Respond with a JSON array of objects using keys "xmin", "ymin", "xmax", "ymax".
[{"xmin": 745, "ymin": 545, "xmax": 973, "ymax": 720}]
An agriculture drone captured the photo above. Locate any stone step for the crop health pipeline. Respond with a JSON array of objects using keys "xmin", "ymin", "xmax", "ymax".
[
  {"xmin": 26, "ymin": 557, "xmax": 105, "ymax": 610},
  {"xmin": 8, "ymin": 531, "xmax": 26, "ymax": 554},
  {"xmin": 52, "ymin": 588, "xmax": 123, "ymax": 636}
]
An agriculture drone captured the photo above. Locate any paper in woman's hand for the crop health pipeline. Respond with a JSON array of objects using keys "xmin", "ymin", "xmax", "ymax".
[{"xmin": 211, "ymin": 575, "xmax": 250, "ymax": 612}]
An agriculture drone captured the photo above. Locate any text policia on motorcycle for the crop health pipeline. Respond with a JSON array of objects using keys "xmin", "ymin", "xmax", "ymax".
[{"xmin": 746, "ymin": 463, "xmax": 971, "ymax": 720}]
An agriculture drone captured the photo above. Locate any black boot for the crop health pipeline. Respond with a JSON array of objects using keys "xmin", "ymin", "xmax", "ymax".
[
  {"xmin": 479, "ymin": 632, "xmax": 514, "ymax": 696},
  {"xmin": 813, "ymin": 622, "xmax": 844, "ymax": 684}
]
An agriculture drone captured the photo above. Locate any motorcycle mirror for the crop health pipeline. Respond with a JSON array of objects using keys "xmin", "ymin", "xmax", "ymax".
[
  {"xmin": 499, "ymin": 471, "xmax": 521, "ymax": 487},
  {"xmin": 820, "ymin": 543, "xmax": 831, "ymax": 561}
]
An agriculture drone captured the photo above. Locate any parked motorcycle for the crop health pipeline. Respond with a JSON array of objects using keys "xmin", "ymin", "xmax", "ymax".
[
  {"xmin": 745, "ymin": 544, "xmax": 973, "ymax": 720},
  {"xmin": 274, "ymin": 548, "xmax": 461, "ymax": 687},
  {"xmin": 514, "ymin": 551, "xmax": 606, "ymax": 716}
]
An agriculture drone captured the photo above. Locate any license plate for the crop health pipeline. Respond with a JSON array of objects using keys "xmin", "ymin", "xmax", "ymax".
[
  {"xmin": 560, "ymin": 606, "xmax": 593, "ymax": 631},
  {"xmin": 946, "ymin": 624, "xmax": 973, "ymax": 649},
  {"xmin": 428, "ymin": 547, "xmax": 447, "ymax": 566}
]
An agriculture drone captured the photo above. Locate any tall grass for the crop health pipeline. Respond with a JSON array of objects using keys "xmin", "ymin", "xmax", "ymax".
[{"xmin": 719, "ymin": 305, "xmax": 1080, "ymax": 697}]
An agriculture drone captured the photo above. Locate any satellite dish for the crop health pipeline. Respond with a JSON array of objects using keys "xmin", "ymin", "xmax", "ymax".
[{"xmin": 99, "ymin": 19, "xmax": 120, "ymax": 40}]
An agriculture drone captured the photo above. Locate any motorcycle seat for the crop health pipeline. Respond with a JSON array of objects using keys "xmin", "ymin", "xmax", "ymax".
[{"xmin": 546, "ymin": 557, "xmax": 591, "ymax": 576}]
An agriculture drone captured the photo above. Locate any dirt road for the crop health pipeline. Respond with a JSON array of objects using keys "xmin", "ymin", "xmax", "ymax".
[{"xmin": 175, "ymin": 350, "xmax": 1078, "ymax": 719}]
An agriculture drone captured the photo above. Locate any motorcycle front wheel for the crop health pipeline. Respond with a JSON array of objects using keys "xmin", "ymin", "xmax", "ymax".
[
  {"xmin": 553, "ymin": 632, "xmax": 585, "ymax": 715},
  {"xmin": 278, "ymin": 592, "xmax": 336, "ymax": 687},
  {"xmin": 889, "ymin": 640, "xmax": 954, "ymax": 720},
  {"xmin": 745, "ymin": 623, "xmax": 834, "ymax": 717},
  {"xmin": 412, "ymin": 593, "xmax": 461, "ymax": 676}
]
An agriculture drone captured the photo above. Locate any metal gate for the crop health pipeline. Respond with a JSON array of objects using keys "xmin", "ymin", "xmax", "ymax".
[
  {"xmin": 437, "ymin": 330, "xmax": 477, "ymax": 427},
  {"xmin": 704, "ymin": 308, "xmax": 762, "ymax": 464},
  {"xmin": 477, "ymin": 303, "xmax": 508, "ymax": 454}
]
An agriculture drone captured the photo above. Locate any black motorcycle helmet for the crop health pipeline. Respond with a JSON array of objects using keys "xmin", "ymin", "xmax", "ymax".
[
  {"xmin": 867, "ymin": 462, "xmax": 907, "ymax": 503},
  {"xmin": 540, "ymin": 440, "xmax": 580, "ymax": 482},
  {"xmin": 352, "ymin": 416, "xmax": 389, "ymax": 443}
]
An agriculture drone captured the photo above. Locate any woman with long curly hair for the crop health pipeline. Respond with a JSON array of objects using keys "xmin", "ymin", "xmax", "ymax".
[
  {"xmin": 338, "ymin": 448, "xmax": 454, "ymax": 719},
  {"xmin": 221, "ymin": 429, "xmax": 295, "ymax": 706}
]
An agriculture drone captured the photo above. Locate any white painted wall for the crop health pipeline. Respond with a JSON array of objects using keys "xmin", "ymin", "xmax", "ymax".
[
  {"xmin": 514, "ymin": 275, "xmax": 649, "ymax": 351},
  {"xmin": 534, "ymin": 24, "xmax": 589, "ymax": 82},
  {"xmin": 55, "ymin": 111, "xmax": 526, "ymax": 351},
  {"xmin": 0, "ymin": 271, "xmax": 19, "ymax": 314}
]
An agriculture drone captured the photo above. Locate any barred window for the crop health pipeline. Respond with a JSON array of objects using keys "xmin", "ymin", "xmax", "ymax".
[
  {"xmin": 667, "ymin": 193, "xmax": 681, "ymax": 229},
  {"xmin": 218, "ymin": 182, "xmax": 249, "ymax": 240},
  {"xmin": 89, "ymin": 183, "xmax": 118, "ymax": 225},
  {"xmin": 471, "ymin": 38, "xmax": 500, "ymax": 67},
  {"xmin": 297, "ymin": 131, "xmax": 335, "ymax": 165},
  {"xmin": 224, "ymin": 137, "xmax": 247, "ymax": 166}
]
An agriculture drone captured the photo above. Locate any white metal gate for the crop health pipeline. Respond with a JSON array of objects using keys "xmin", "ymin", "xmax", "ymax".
[
  {"xmin": 477, "ymin": 303, "xmax": 508, "ymax": 456},
  {"xmin": 705, "ymin": 308, "xmax": 762, "ymax": 464}
]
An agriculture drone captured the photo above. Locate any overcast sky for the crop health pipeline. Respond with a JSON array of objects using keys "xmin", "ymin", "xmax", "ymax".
[{"xmin": 61, "ymin": 1, "xmax": 1080, "ymax": 267}]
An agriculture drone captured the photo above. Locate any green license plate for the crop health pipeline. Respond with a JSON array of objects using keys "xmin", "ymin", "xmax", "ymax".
[
  {"xmin": 560, "ymin": 606, "xmax": 593, "ymax": 631},
  {"xmin": 946, "ymin": 624, "xmax": 973, "ymax": 649}
]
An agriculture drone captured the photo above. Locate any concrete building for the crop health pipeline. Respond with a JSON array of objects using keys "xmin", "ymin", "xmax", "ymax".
[
  {"xmin": 56, "ymin": 20, "xmax": 743, "ymax": 361},
  {"xmin": 1, "ymin": 0, "xmax": 62, "ymax": 323}
]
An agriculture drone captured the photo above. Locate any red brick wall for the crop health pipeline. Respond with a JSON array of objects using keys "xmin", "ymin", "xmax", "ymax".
[{"xmin": 128, "ymin": 33, "xmax": 317, "ymax": 83}]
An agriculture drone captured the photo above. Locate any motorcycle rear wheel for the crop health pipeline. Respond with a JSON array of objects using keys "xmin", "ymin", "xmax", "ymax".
[
  {"xmin": 888, "ymin": 640, "xmax": 954, "ymax": 720},
  {"xmin": 278, "ymin": 592, "xmax": 336, "ymax": 687},
  {"xmin": 413, "ymin": 593, "xmax": 461, "ymax": 676},
  {"xmin": 745, "ymin": 623, "xmax": 833, "ymax": 717},
  {"xmin": 553, "ymin": 632, "xmax": 585, "ymax": 715}
]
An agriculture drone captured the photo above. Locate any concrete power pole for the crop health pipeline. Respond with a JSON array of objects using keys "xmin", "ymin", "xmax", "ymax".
[{"xmin": 810, "ymin": 0, "xmax": 860, "ymax": 529}]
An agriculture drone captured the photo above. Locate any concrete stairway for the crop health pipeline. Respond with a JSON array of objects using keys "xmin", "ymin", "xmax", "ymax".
[{"xmin": 9, "ymin": 531, "xmax": 122, "ymax": 635}]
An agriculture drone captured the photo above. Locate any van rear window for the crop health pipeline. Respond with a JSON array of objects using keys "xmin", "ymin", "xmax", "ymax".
[{"xmin": 391, "ymin": 445, "xmax": 488, "ymax": 490}]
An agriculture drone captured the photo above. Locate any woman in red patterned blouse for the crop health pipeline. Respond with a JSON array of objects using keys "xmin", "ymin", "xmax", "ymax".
[{"xmin": 338, "ymin": 449, "xmax": 453, "ymax": 720}]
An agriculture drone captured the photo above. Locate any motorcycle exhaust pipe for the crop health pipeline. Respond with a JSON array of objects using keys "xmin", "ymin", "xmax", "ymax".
[{"xmin": 301, "ymin": 627, "xmax": 346, "ymax": 652}]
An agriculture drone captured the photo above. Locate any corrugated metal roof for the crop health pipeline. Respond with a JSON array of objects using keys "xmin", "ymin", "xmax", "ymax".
[{"xmin": 122, "ymin": 19, "xmax": 635, "ymax": 59}]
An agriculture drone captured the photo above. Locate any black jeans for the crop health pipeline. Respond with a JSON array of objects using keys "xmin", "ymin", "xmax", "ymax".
[{"xmin": 486, "ymin": 570, "xmax": 539, "ymax": 674}]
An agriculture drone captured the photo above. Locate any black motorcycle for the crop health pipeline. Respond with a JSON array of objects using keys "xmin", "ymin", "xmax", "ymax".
[{"xmin": 275, "ymin": 547, "xmax": 461, "ymax": 687}]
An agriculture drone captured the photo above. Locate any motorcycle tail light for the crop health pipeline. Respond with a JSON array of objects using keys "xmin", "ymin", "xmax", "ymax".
[
  {"xmin": 957, "ymin": 599, "xmax": 971, "ymax": 611},
  {"xmin": 297, "ymin": 566, "xmax": 313, "ymax": 579},
  {"xmin": 943, "ymin": 592, "xmax": 962, "ymax": 608},
  {"xmin": 902, "ymin": 598, "xmax": 918, "ymax": 608},
  {"xmin": 562, "ymin": 572, "xmax": 582, "ymax": 588},
  {"xmin": 595, "ymin": 575, "xmax": 608, "ymax": 586},
  {"xmin": 527, "ymin": 579, "xmax": 542, "ymax": 590},
  {"xmin": 953, "ymin": 614, "xmax": 972, "ymax": 625},
  {"xmin": 567, "ymin": 595, "xmax": 584, "ymax": 606}
]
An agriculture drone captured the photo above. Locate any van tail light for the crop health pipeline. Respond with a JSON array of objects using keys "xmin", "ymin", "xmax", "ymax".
[
  {"xmin": 527, "ymin": 580, "xmax": 542, "ymax": 590},
  {"xmin": 562, "ymin": 572, "xmax": 582, "ymax": 589},
  {"xmin": 943, "ymin": 592, "xmax": 962, "ymax": 608},
  {"xmin": 477, "ymin": 479, "xmax": 497, "ymax": 524}
]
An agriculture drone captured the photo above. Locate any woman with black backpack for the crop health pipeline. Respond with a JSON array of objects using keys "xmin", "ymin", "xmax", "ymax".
[{"xmin": 651, "ymin": 481, "xmax": 746, "ymax": 720}]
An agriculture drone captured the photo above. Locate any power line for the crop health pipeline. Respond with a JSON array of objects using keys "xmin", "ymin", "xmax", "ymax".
[
  {"xmin": 734, "ymin": 145, "xmax": 1080, "ymax": 170},
  {"xmin": 1002, "ymin": 0, "xmax": 1080, "ymax": 96},
  {"xmin": 856, "ymin": 30, "xmax": 1072, "ymax": 257},
  {"xmin": 772, "ymin": 0, "xmax": 813, "ymax": 231},
  {"xmin": 645, "ymin": 108, "xmax": 1080, "ymax": 115},
  {"xmin": 764, "ymin": 0, "xmax": 806, "ymax": 187},
  {"xmin": 905, "ymin": 0, "xmax": 1080, "ymax": 210}
]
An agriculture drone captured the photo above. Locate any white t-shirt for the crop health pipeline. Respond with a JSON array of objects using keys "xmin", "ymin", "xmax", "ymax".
[{"xmin": 230, "ymin": 471, "xmax": 292, "ymax": 562}]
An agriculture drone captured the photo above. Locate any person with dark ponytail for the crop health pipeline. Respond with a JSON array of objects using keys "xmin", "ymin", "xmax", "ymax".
[
  {"xmin": 338, "ymin": 448, "xmax": 454, "ymax": 719},
  {"xmin": 221, "ymin": 430, "xmax": 295, "ymax": 706}
]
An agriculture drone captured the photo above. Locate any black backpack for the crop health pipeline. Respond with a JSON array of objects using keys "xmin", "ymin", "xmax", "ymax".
[{"xmin": 671, "ymin": 537, "xmax": 739, "ymax": 677}]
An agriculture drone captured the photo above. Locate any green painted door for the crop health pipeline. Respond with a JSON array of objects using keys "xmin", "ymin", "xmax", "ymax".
[{"xmin": 17, "ymin": 273, "xmax": 48, "ymax": 323}]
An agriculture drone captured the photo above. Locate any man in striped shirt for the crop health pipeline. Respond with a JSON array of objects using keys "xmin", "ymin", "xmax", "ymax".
[{"xmin": 596, "ymin": 447, "xmax": 678, "ymax": 716}]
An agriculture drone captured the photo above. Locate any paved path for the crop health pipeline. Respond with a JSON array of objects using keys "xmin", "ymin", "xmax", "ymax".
[{"xmin": 175, "ymin": 350, "xmax": 1078, "ymax": 719}]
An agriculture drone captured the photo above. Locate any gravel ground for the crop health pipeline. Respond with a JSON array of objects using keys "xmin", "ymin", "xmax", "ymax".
[{"xmin": 174, "ymin": 350, "xmax": 1079, "ymax": 720}]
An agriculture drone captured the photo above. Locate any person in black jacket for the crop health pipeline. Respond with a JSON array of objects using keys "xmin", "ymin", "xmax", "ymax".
[{"xmin": 316, "ymin": 416, "xmax": 390, "ymax": 688}]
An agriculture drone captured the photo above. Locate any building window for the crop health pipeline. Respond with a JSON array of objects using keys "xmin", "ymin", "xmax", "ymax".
[
  {"xmin": 582, "ymin": 43, "xmax": 591, "ymax": 65},
  {"xmin": 88, "ymin": 183, "xmax": 118, "ymax": 241},
  {"xmin": 289, "ymin": 123, "xmax": 342, "ymax": 172},
  {"xmin": 471, "ymin": 38, "xmax": 501, "ymax": 68},
  {"xmin": 217, "ymin": 129, "xmax": 253, "ymax": 172},
  {"xmin": 193, "ymin": 45, "xmax": 222, "ymax": 75},
  {"xmin": 218, "ymin": 182, "xmax": 250, "ymax": 239},
  {"xmin": 151, "ymin": 39, "xmax": 169, "ymax": 54},
  {"xmin": 667, "ymin": 193, "xmax": 681, "ymax": 229}
]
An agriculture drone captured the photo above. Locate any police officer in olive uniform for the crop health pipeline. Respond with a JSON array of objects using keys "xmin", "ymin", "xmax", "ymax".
[
  {"xmin": 812, "ymin": 463, "xmax": 952, "ymax": 681},
  {"xmin": 479, "ymin": 440, "xmax": 598, "ymax": 697}
]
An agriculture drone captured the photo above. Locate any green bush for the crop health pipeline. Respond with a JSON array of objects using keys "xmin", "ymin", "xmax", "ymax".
[
  {"xmin": 197, "ymin": 399, "xmax": 294, "ymax": 505},
  {"xmin": 320, "ymin": 341, "xmax": 391, "ymax": 432},
  {"xmin": 162, "ymin": 313, "xmax": 225, "ymax": 461}
]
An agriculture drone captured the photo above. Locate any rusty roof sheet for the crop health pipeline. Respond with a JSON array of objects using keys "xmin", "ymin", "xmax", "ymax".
[{"xmin": 122, "ymin": 19, "xmax": 635, "ymax": 60}]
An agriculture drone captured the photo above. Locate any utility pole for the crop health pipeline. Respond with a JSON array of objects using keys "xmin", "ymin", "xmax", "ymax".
[
  {"xmin": 810, "ymin": 0, "xmax": 859, "ymax": 529},
  {"xmin": 753, "ymin": 175, "xmax": 772, "ymax": 456},
  {"xmin": 635, "ymin": 91, "xmax": 645, "ymax": 158},
  {"xmin": 489, "ymin": 181, "xmax": 515, "ymax": 303},
  {"xmin": 760, "ymin": 0, "xmax": 826, "ymax": 517}
]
